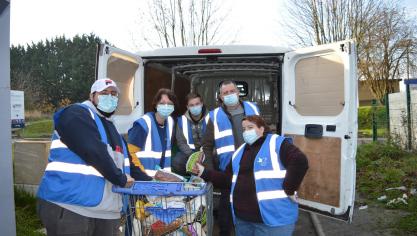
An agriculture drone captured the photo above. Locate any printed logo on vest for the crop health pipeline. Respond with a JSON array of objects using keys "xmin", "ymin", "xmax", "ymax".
[{"xmin": 257, "ymin": 157, "xmax": 268, "ymax": 166}]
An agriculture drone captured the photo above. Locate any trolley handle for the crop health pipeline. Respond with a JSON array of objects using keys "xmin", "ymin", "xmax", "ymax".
[{"xmin": 112, "ymin": 181, "xmax": 208, "ymax": 196}]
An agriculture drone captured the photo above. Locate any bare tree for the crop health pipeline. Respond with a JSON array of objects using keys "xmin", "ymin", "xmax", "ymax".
[
  {"xmin": 286, "ymin": 0, "xmax": 381, "ymax": 46},
  {"xmin": 285, "ymin": 0, "xmax": 417, "ymax": 102},
  {"xmin": 359, "ymin": 5, "xmax": 417, "ymax": 101},
  {"xmin": 134, "ymin": 0, "xmax": 231, "ymax": 48}
]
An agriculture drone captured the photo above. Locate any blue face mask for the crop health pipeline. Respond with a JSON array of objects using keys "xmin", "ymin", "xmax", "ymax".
[
  {"xmin": 243, "ymin": 129, "xmax": 260, "ymax": 145},
  {"xmin": 189, "ymin": 105, "xmax": 203, "ymax": 116},
  {"xmin": 157, "ymin": 104, "xmax": 175, "ymax": 118},
  {"xmin": 97, "ymin": 94, "xmax": 118, "ymax": 113},
  {"xmin": 223, "ymin": 93, "xmax": 239, "ymax": 106}
]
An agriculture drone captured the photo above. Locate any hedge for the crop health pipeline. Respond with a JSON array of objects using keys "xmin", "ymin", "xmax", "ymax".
[{"xmin": 358, "ymin": 106, "xmax": 388, "ymax": 129}]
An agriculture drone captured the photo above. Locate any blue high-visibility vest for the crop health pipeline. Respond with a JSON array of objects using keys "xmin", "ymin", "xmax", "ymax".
[
  {"xmin": 230, "ymin": 134, "xmax": 298, "ymax": 226},
  {"xmin": 37, "ymin": 104, "xmax": 129, "ymax": 207},
  {"xmin": 209, "ymin": 101, "xmax": 259, "ymax": 170},
  {"xmin": 177, "ymin": 114, "xmax": 209, "ymax": 151},
  {"xmin": 132, "ymin": 112, "xmax": 174, "ymax": 176}
]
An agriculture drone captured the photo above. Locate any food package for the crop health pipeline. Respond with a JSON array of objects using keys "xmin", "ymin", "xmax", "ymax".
[
  {"xmin": 186, "ymin": 151, "xmax": 204, "ymax": 173},
  {"xmin": 154, "ymin": 169, "xmax": 185, "ymax": 182}
]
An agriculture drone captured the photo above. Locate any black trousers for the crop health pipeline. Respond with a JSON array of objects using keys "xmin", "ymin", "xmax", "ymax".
[
  {"xmin": 218, "ymin": 189, "xmax": 234, "ymax": 236},
  {"xmin": 37, "ymin": 199, "xmax": 120, "ymax": 236}
]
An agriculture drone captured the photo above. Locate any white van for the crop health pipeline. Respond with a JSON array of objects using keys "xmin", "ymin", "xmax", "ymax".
[{"xmin": 95, "ymin": 41, "xmax": 358, "ymax": 222}]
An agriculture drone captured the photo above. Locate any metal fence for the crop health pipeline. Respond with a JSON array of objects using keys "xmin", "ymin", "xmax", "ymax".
[{"xmin": 358, "ymin": 97, "xmax": 389, "ymax": 142}]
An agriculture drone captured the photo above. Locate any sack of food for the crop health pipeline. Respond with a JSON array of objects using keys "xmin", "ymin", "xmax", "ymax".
[{"xmin": 154, "ymin": 169, "xmax": 185, "ymax": 182}]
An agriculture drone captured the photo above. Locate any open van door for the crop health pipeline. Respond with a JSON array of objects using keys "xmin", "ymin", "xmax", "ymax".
[
  {"xmin": 96, "ymin": 44, "xmax": 143, "ymax": 134},
  {"xmin": 282, "ymin": 40, "xmax": 357, "ymax": 222}
]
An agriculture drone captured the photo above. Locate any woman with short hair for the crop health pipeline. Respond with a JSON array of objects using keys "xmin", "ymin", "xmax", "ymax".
[
  {"xmin": 193, "ymin": 115, "xmax": 309, "ymax": 236},
  {"xmin": 128, "ymin": 88, "xmax": 177, "ymax": 177}
]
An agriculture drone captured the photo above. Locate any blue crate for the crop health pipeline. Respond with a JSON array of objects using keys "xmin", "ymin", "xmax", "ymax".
[{"xmin": 112, "ymin": 181, "xmax": 207, "ymax": 196}]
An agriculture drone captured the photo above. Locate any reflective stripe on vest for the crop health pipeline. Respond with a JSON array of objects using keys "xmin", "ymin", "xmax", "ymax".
[
  {"xmin": 181, "ymin": 115, "xmax": 195, "ymax": 150},
  {"xmin": 178, "ymin": 114, "xmax": 209, "ymax": 151},
  {"xmin": 229, "ymin": 134, "xmax": 298, "ymax": 226},
  {"xmin": 37, "ymin": 104, "xmax": 129, "ymax": 207},
  {"xmin": 134, "ymin": 113, "xmax": 174, "ymax": 176},
  {"xmin": 210, "ymin": 101, "xmax": 260, "ymax": 171}
]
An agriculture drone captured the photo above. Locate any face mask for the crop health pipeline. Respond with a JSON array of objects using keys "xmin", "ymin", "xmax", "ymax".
[
  {"xmin": 243, "ymin": 129, "xmax": 260, "ymax": 145},
  {"xmin": 189, "ymin": 105, "xmax": 203, "ymax": 116},
  {"xmin": 157, "ymin": 104, "xmax": 174, "ymax": 118},
  {"xmin": 97, "ymin": 94, "xmax": 118, "ymax": 113},
  {"xmin": 223, "ymin": 93, "xmax": 239, "ymax": 106}
]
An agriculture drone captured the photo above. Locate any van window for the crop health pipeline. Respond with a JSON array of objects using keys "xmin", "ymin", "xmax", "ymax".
[
  {"xmin": 107, "ymin": 54, "xmax": 139, "ymax": 115},
  {"xmin": 235, "ymin": 81, "xmax": 248, "ymax": 97},
  {"xmin": 295, "ymin": 54, "xmax": 344, "ymax": 116}
]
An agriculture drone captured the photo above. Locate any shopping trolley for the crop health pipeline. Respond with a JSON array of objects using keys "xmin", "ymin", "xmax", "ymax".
[{"xmin": 113, "ymin": 181, "xmax": 213, "ymax": 236}]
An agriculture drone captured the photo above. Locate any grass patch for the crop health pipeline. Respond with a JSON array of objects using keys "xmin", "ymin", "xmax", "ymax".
[
  {"xmin": 25, "ymin": 110, "xmax": 52, "ymax": 122},
  {"xmin": 357, "ymin": 141, "xmax": 417, "ymax": 233},
  {"xmin": 358, "ymin": 128, "xmax": 387, "ymax": 138},
  {"xmin": 14, "ymin": 187, "xmax": 44, "ymax": 236},
  {"xmin": 18, "ymin": 119, "xmax": 53, "ymax": 138}
]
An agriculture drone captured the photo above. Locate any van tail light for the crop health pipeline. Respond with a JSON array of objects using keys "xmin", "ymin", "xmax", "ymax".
[{"xmin": 198, "ymin": 48, "xmax": 222, "ymax": 54}]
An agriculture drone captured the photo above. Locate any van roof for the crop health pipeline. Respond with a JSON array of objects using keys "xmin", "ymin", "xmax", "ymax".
[{"xmin": 137, "ymin": 45, "xmax": 292, "ymax": 57}]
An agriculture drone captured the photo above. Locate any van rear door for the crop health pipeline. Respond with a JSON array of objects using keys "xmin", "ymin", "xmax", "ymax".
[
  {"xmin": 96, "ymin": 44, "xmax": 142, "ymax": 134},
  {"xmin": 282, "ymin": 40, "xmax": 357, "ymax": 222}
]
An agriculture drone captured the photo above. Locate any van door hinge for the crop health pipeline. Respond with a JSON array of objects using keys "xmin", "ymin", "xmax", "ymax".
[
  {"xmin": 340, "ymin": 44, "xmax": 344, "ymax": 52},
  {"xmin": 340, "ymin": 43, "xmax": 352, "ymax": 54}
]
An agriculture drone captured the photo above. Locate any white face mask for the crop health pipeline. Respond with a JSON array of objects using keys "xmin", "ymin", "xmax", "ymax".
[
  {"xmin": 223, "ymin": 93, "xmax": 239, "ymax": 106},
  {"xmin": 157, "ymin": 104, "xmax": 175, "ymax": 118},
  {"xmin": 189, "ymin": 105, "xmax": 203, "ymax": 116},
  {"xmin": 97, "ymin": 94, "xmax": 118, "ymax": 113},
  {"xmin": 243, "ymin": 129, "xmax": 260, "ymax": 145}
]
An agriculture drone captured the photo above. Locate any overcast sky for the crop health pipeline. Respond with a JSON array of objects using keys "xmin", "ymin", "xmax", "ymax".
[{"xmin": 10, "ymin": 0, "xmax": 417, "ymax": 52}]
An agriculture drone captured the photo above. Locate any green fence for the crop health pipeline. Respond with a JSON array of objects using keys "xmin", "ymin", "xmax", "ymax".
[{"xmin": 358, "ymin": 97, "xmax": 389, "ymax": 141}]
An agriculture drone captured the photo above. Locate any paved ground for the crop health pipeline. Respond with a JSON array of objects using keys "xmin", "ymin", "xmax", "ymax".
[{"xmin": 294, "ymin": 204, "xmax": 407, "ymax": 236}]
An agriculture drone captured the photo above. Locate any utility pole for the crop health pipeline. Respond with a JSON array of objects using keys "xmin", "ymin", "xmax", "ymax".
[{"xmin": 0, "ymin": 0, "xmax": 16, "ymax": 235}]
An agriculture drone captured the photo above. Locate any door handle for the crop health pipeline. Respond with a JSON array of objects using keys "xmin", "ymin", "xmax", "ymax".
[{"xmin": 305, "ymin": 124, "xmax": 323, "ymax": 138}]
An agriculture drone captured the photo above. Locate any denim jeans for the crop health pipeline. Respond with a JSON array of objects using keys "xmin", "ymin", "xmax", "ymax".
[{"xmin": 234, "ymin": 216, "xmax": 295, "ymax": 236}]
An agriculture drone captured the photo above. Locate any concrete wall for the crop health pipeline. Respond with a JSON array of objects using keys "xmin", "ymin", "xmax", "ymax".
[
  {"xmin": 13, "ymin": 140, "xmax": 50, "ymax": 194},
  {"xmin": 389, "ymin": 91, "xmax": 417, "ymax": 149},
  {"xmin": 360, "ymin": 80, "xmax": 400, "ymax": 106}
]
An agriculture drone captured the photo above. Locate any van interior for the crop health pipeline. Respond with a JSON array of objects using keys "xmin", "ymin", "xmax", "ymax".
[{"xmin": 142, "ymin": 55, "xmax": 284, "ymax": 133}]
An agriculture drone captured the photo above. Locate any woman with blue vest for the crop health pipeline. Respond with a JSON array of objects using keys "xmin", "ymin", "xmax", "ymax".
[
  {"xmin": 172, "ymin": 93, "xmax": 209, "ymax": 176},
  {"xmin": 128, "ymin": 88, "xmax": 177, "ymax": 177},
  {"xmin": 37, "ymin": 78, "xmax": 148, "ymax": 236},
  {"xmin": 193, "ymin": 115, "xmax": 309, "ymax": 236}
]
